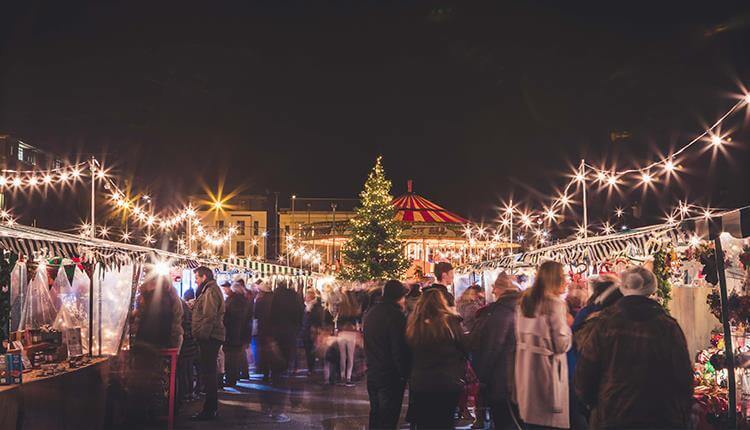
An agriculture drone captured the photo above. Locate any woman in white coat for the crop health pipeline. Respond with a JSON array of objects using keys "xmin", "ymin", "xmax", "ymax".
[{"xmin": 515, "ymin": 261, "xmax": 572, "ymax": 429}]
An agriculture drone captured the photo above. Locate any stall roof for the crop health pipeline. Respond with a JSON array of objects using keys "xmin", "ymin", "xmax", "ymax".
[{"xmin": 0, "ymin": 223, "xmax": 306, "ymax": 276}]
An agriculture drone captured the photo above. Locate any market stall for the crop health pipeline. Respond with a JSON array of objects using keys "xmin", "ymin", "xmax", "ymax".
[
  {"xmin": 457, "ymin": 207, "xmax": 750, "ymax": 429},
  {"xmin": 0, "ymin": 222, "xmax": 305, "ymax": 429}
]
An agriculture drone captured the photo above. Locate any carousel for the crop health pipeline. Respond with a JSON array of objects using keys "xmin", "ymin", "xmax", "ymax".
[{"xmin": 298, "ymin": 180, "xmax": 514, "ymax": 278}]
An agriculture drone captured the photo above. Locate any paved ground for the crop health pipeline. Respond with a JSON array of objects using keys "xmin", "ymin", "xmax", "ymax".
[{"xmin": 173, "ymin": 372, "xmax": 406, "ymax": 430}]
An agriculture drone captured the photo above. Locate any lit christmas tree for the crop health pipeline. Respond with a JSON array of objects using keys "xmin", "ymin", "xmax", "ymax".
[{"xmin": 340, "ymin": 157, "xmax": 410, "ymax": 282}]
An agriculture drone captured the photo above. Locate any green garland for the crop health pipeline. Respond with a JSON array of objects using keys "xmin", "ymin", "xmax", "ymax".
[{"xmin": 652, "ymin": 248, "xmax": 674, "ymax": 311}]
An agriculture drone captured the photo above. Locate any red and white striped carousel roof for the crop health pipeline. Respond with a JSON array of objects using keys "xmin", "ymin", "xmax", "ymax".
[{"xmin": 392, "ymin": 180, "xmax": 469, "ymax": 224}]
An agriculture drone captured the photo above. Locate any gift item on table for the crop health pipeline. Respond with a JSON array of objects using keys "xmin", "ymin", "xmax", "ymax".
[{"xmin": 0, "ymin": 353, "xmax": 23, "ymax": 385}]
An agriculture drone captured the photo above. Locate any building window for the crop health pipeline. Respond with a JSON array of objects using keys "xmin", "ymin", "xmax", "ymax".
[
  {"xmin": 253, "ymin": 221, "xmax": 259, "ymax": 236},
  {"xmin": 17, "ymin": 146, "xmax": 23, "ymax": 162},
  {"xmin": 285, "ymin": 225, "xmax": 290, "ymax": 235},
  {"xmin": 236, "ymin": 241, "xmax": 245, "ymax": 256},
  {"xmin": 253, "ymin": 244, "xmax": 259, "ymax": 256},
  {"xmin": 236, "ymin": 220, "xmax": 245, "ymax": 235},
  {"xmin": 54, "ymin": 159, "xmax": 62, "ymax": 169},
  {"xmin": 216, "ymin": 220, "xmax": 224, "ymax": 229}
]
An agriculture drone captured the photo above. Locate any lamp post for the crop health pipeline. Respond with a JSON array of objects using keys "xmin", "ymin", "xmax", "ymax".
[{"xmin": 579, "ymin": 159, "xmax": 589, "ymax": 239}]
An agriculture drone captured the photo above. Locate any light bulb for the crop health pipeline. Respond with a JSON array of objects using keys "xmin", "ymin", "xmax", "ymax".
[{"xmin": 710, "ymin": 135, "xmax": 723, "ymax": 147}]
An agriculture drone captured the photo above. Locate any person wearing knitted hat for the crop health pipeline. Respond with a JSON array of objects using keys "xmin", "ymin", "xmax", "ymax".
[
  {"xmin": 471, "ymin": 271, "xmax": 522, "ymax": 430},
  {"xmin": 363, "ymin": 280, "xmax": 410, "ymax": 429},
  {"xmin": 575, "ymin": 266, "xmax": 693, "ymax": 429}
]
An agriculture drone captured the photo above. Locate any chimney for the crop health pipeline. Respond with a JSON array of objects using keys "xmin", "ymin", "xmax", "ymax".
[{"xmin": 407, "ymin": 179, "xmax": 413, "ymax": 193}]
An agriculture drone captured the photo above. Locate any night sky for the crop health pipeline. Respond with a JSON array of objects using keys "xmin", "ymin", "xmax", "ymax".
[{"xmin": 2, "ymin": 1, "xmax": 750, "ymax": 232}]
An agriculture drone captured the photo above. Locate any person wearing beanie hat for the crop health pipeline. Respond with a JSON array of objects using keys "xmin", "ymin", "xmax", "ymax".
[
  {"xmin": 575, "ymin": 266, "xmax": 693, "ymax": 429},
  {"xmin": 471, "ymin": 271, "xmax": 522, "ymax": 429},
  {"xmin": 363, "ymin": 280, "xmax": 410, "ymax": 429},
  {"xmin": 619, "ymin": 266, "xmax": 657, "ymax": 297}
]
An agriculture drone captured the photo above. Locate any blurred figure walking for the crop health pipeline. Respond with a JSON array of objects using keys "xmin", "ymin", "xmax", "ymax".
[{"xmin": 364, "ymin": 280, "xmax": 410, "ymax": 429}]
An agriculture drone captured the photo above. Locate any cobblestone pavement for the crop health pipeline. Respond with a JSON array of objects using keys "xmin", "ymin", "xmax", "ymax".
[{"xmin": 173, "ymin": 372, "xmax": 406, "ymax": 430}]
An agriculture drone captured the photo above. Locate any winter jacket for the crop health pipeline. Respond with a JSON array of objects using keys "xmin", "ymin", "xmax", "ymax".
[
  {"xmin": 363, "ymin": 301, "xmax": 410, "ymax": 385},
  {"xmin": 575, "ymin": 295, "xmax": 693, "ymax": 429},
  {"xmin": 423, "ymin": 283, "xmax": 455, "ymax": 307},
  {"xmin": 133, "ymin": 289, "xmax": 184, "ymax": 350},
  {"xmin": 409, "ymin": 315, "xmax": 467, "ymax": 393},
  {"xmin": 179, "ymin": 300, "xmax": 199, "ymax": 360},
  {"xmin": 458, "ymin": 298, "xmax": 483, "ymax": 333},
  {"xmin": 471, "ymin": 290, "xmax": 520, "ymax": 404},
  {"xmin": 224, "ymin": 292, "xmax": 251, "ymax": 348},
  {"xmin": 302, "ymin": 298, "xmax": 326, "ymax": 340},
  {"xmin": 191, "ymin": 280, "xmax": 225, "ymax": 343},
  {"xmin": 253, "ymin": 290, "xmax": 273, "ymax": 337},
  {"xmin": 515, "ymin": 295, "xmax": 571, "ymax": 429},
  {"xmin": 270, "ymin": 287, "xmax": 304, "ymax": 340}
]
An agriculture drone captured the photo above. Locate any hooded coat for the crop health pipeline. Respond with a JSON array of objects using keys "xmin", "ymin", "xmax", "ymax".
[{"xmin": 575, "ymin": 295, "xmax": 693, "ymax": 429}]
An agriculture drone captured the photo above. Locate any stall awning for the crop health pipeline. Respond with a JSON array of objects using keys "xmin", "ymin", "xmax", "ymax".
[
  {"xmin": 691, "ymin": 207, "xmax": 750, "ymax": 240},
  {"xmin": 462, "ymin": 223, "xmax": 680, "ymax": 272}
]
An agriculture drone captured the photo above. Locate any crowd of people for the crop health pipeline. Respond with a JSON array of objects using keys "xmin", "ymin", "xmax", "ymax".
[
  {"xmin": 126, "ymin": 259, "xmax": 695, "ymax": 429},
  {"xmin": 127, "ymin": 265, "xmax": 379, "ymax": 424},
  {"xmin": 364, "ymin": 260, "xmax": 694, "ymax": 430}
]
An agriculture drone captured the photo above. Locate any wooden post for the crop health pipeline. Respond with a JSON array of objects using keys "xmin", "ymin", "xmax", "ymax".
[{"xmin": 715, "ymin": 237, "xmax": 737, "ymax": 428}]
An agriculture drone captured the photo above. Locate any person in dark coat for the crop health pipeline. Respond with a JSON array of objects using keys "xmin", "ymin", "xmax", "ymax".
[
  {"xmin": 223, "ymin": 280, "xmax": 251, "ymax": 387},
  {"xmin": 262, "ymin": 280, "xmax": 304, "ymax": 423},
  {"xmin": 575, "ymin": 267, "xmax": 693, "ymax": 429},
  {"xmin": 128, "ymin": 275, "xmax": 183, "ymax": 424},
  {"xmin": 253, "ymin": 282, "xmax": 274, "ymax": 380},
  {"xmin": 422, "ymin": 261, "xmax": 455, "ymax": 307},
  {"xmin": 567, "ymin": 274, "xmax": 622, "ymax": 429},
  {"xmin": 363, "ymin": 280, "xmax": 410, "ymax": 430},
  {"xmin": 269, "ymin": 281, "xmax": 305, "ymax": 373},
  {"xmin": 406, "ymin": 288, "xmax": 466, "ymax": 429},
  {"xmin": 471, "ymin": 272, "xmax": 521, "ymax": 430},
  {"xmin": 302, "ymin": 287, "xmax": 325, "ymax": 376},
  {"xmin": 177, "ymin": 299, "xmax": 199, "ymax": 402}
]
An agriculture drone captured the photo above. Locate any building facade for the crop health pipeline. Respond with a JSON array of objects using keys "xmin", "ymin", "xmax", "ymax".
[{"xmin": 188, "ymin": 194, "xmax": 270, "ymax": 259}]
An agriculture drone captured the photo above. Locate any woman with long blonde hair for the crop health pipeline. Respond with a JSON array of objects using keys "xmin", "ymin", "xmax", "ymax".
[
  {"xmin": 406, "ymin": 289, "xmax": 467, "ymax": 429},
  {"xmin": 515, "ymin": 261, "xmax": 572, "ymax": 429}
]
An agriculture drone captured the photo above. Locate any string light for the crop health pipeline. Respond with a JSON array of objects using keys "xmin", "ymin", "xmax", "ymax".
[
  {"xmin": 664, "ymin": 160, "xmax": 676, "ymax": 172},
  {"xmin": 710, "ymin": 134, "xmax": 723, "ymax": 147}
]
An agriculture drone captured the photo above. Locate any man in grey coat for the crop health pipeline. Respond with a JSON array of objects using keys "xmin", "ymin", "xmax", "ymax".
[{"xmin": 189, "ymin": 266, "xmax": 225, "ymax": 421}]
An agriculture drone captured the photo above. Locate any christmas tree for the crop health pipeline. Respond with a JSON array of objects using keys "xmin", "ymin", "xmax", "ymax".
[{"xmin": 340, "ymin": 157, "xmax": 410, "ymax": 282}]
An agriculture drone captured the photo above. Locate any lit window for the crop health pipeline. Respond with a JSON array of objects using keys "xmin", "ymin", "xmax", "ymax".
[
  {"xmin": 17, "ymin": 146, "xmax": 23, "ymax": 162},
  {"xmin": 236, "ymin": 241, "xmax": 245, "ymax": 256}
]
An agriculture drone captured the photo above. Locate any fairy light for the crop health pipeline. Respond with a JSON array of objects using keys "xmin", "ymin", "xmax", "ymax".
[
  {"xmin": 43, "ymin": 174, "xmax": 53, "ymax": 184},
  {"xmin": 689, "ymin": 234, "xmax": 702, "ymax": 247},
  {"xmin": 664, "ymin": 160, "xmax": 676, "ymax": 172},
  {"xmin": 596, "ymin": 171, "xmax": 607, "ymax": 182},
  {"xmin": 615, "ymin": 208, "xmax": 624, "ymax": 218},
  {"xmin": 640, "ymin": 172, "xmax": 653, "ymax": 184},
  {"xmin": 606, "ymin": 175, "xmax": 618, "ymax": 187},
  {"xmin": 11, "ymin": 177, "xmax": 21, "ymax": 187},
  {"xmin": 710, "ymin": 134, "xmax": 723, "ymax": 147}
]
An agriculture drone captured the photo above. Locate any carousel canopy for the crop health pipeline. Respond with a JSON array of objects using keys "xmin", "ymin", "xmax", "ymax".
[{"xmin": 392, "ymin": 180, "xmax": 468, "ymax": 224}]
